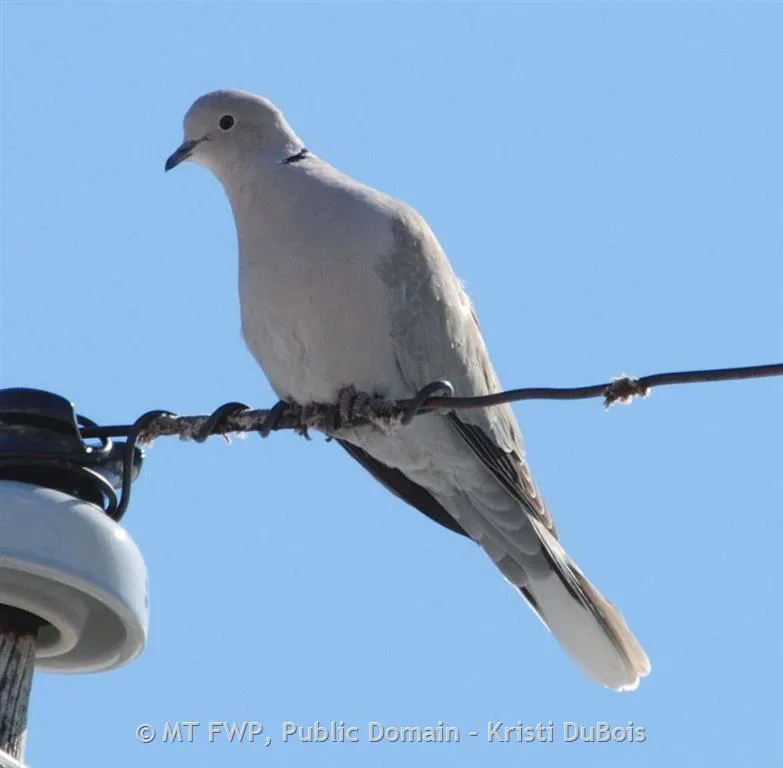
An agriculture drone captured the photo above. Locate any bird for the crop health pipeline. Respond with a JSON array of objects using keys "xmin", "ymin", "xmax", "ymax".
[{"xmin": 166, "ymin": 90, "xmax": 650, "ymax": 690}]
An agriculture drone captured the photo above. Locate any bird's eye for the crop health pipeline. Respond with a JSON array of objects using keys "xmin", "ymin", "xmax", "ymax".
[{"xmin": 219, "ymin": 115, "xmax": 235, "ymax": 131}]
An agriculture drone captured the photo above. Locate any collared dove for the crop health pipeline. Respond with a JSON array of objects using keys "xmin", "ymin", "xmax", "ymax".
[{"xmin": 166, "ymin": 90, "xmax": 650, "ymax": 690}]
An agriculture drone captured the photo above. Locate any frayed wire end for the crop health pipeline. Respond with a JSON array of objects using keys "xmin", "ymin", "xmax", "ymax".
[{"xmin": 603, "ymin": 376, "xmax": 651, "ymax": 409}]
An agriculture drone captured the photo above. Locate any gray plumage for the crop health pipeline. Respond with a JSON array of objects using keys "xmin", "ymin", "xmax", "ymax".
[{"xmin": 166, "ymin": 90, "xmax": 650, "ymax": 690}]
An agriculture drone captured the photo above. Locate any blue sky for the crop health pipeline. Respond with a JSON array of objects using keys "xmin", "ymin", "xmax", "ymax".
[{"xmin": 2, "ymin": 2, "xmax": 782, "ymax": 766}]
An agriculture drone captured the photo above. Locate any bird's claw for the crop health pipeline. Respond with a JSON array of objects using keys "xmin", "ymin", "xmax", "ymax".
[{"xmin": 338, "ymin": 386, "xmax": 373, "ymax": 425}]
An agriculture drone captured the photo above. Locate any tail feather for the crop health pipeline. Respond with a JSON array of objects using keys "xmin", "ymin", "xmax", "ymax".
[{"xmin": 521, "ymin": 520, "xmax": 650, "ymax": 691}]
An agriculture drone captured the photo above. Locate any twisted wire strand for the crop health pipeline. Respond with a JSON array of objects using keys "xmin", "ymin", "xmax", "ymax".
[
  {"xmin": 26, "ymin": 361, "xmax": 779, "ymax": 522},
  {"xmin": 79, "ymin": 362, "xmax": 782, "ymax": 444}
]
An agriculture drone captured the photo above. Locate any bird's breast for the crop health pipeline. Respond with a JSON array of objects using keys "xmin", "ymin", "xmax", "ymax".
[
  {"xmin": 227, "ymin": 161, "xmax": 416, "ymax": 406},
  {"xmin": 238, "ymin": 237, "xmax": 405, "ymax": 406}
]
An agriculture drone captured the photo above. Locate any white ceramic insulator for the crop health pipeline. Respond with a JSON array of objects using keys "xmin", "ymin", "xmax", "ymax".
[{"xmin": 0, "ymin": 480, "xmax": 148, "ymax": 673}]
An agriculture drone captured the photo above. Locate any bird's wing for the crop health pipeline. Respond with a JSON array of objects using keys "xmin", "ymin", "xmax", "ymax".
[
  {"xmin": 377, "ymin": 206, "xmax": 557, "ymax": 538},
  {"xmin": 367, "ymin": 204, "xmax": 650, "ymax": 691},
  {"xmin": 336, "ymin": 439, "xmax": 469, "ymax": 537}
]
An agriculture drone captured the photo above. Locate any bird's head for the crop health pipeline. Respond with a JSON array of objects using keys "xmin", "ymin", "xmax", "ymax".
[{"xmin": 165, "ymin": 90, "xmax": 301, "ymax": 175}]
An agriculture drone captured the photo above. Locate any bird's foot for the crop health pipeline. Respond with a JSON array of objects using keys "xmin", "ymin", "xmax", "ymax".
[
  {"xmin": 338, "ymin": 386, "xmax": 372, "ymax": 425},
  {"xmin": 296, "ymin": 386, "xmax": 394, "ymax": 435}
]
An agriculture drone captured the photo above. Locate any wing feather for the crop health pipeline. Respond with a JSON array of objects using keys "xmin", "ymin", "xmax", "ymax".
[
  {"xmin": 380, "ymin": 206, "xmax": 556, "ymax": 537},
  {"xmin": 336, "ymin": 438, "xmax": 469, "ymax": 537}
]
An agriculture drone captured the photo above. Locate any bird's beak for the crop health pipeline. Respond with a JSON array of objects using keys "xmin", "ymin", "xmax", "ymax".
[{"xmin": 165, "ymin": 139, "xmax": 201, "ymax": 172}]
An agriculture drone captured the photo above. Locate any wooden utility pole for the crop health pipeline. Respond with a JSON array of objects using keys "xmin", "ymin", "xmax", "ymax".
[{"xmin": 0, "ymin": 607, "xmax": 39, "ymax": 762}]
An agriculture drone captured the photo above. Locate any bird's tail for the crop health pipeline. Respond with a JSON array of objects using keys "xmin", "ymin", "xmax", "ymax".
[{"xmin": 519, "ymin": 519, "xmax": 650, "ymax": 691}]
